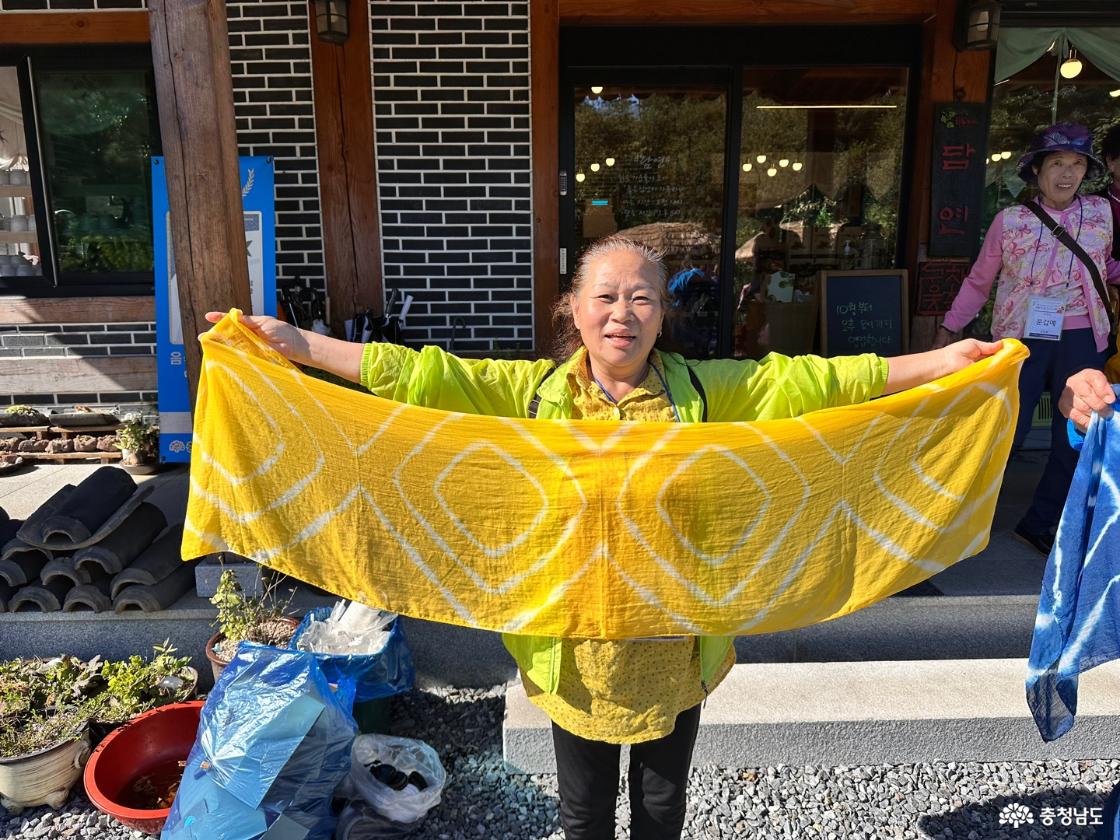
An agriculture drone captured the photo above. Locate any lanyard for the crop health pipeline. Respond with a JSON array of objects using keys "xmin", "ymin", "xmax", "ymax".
[{"xmin": 592, "ymin": 359, "xmax": 682, "ymax": 423}]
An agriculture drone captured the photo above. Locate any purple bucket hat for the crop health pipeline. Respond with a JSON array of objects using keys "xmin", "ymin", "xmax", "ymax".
[{"xmin": 1017, "ymin": 122, "xmax": 1105, "ymax": 182}]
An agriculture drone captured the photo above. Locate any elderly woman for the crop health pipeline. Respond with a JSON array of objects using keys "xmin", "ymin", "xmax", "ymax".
[
  {"xmin": 207, "ymin": 236, "xmax": 998, "ymax": 840},
  {"xmin": 933, "ymin": 122, "xmax": 1120, "ymax": 557}
]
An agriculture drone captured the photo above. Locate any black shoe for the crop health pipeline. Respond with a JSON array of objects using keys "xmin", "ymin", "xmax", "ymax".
[{"xmin": 1013, "ymin": 521, "xmax": 1054, "ymax": 556}]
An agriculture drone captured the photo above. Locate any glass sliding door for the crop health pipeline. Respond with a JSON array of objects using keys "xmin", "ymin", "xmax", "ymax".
[
  {"xmin": 733, "ymin": 67, "xmax": 909, "ymax": 358},
  {"xmin": 565, "ymin": 77, "xmax": 730, "ymax": 358}
]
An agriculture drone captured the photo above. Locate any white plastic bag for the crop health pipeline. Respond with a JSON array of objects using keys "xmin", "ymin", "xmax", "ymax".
[{"xmin": 347, "ymin": 734, "xmax": 446, "ymax": 824}]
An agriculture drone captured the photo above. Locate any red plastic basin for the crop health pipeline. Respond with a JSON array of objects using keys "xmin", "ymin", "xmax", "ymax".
[{"xmin": 83, "ymin": 700, "xmax": 203, "ymax": 835}]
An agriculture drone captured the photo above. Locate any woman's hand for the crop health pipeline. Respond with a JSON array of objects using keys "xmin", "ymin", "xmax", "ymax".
[
  {"xmin": 202, "ymin": 311, "xmax": 364, "ymax": 383},
  {"xmin": 930, "ymin": 325, "xmax": 960, "ymax": 350},
  {"xmin": 883, "ymin": 339, "xmax": 1002, "ymax": 394},
  {"xmin": 204, "ymin": 311, "xmax": 311, "ymax": 365},
  {"xmin": 1058, "ymin": 368, "xmax": 1115, "ymax": 432}
]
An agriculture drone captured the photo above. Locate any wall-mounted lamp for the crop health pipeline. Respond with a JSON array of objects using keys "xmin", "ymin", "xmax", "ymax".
[
  {"xmin": 1059, "ymin": 48, "xmax": 1083, "ymax": 79},
  {"xmin": 315, "ymin": 0, "xmax": 350, "ymax": 44},
  {"xmin": 956, "ymin": 0, "xmax": 1000, "ymax": 51}
]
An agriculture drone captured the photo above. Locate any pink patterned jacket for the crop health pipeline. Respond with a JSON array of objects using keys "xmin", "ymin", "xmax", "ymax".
[{"xmin": 943, "ymin": 195, "xmax": 1120, "ymax": 351}]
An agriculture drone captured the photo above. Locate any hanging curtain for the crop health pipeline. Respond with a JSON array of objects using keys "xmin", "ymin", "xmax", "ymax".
[{"xmin": 995, "ymin": 28, "xmax": 1120, "ymax": 83}]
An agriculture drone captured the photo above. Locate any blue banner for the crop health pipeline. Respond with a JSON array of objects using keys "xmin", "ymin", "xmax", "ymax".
[{"xmin": 152, "ymin": 157, "xmax": 276, "ymax": 462}]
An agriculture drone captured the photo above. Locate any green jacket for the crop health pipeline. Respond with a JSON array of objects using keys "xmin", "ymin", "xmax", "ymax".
[{"xmin": 360, "ymin": 342, "xmax": 888, "ymax": 692}]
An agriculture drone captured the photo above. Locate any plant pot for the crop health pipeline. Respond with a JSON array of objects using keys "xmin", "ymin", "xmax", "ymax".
[
  {"xmin": 0, "ymin": 728, "xmax": 91, "ymax": 813},
  {"xmin": 205, "ymin": 617, "xmax": 301, "ymax": 686},
  {"xmin": 83, "ymin": 700, "xmax": 203, "ymax": 836}
]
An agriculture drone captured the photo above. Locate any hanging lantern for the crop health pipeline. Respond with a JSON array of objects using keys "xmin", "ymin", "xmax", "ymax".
[
  {"xmin": 315, "ymin": 0, "xmax": 350, "ymax": 45},
  {"xmin": 955, "ymin": 0, "xmax": 1000, "ymax": 52}
]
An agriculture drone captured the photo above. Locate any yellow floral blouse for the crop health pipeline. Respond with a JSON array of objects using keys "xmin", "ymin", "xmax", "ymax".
[{"xmin": 523, "ymin": 351, "xmax": 736, "ymax": 744}]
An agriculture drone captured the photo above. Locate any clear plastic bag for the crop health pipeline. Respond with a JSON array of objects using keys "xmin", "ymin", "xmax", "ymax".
[
  {"xmin": 289, "ymin": 606, "xmax": 414, "ymax": 703},
  {"xmin": 345, "ymin": 734, "xmax": 446, "ymax": 825}
]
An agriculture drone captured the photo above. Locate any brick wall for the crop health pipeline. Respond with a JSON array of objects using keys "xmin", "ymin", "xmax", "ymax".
[
  {"xmin": 227, "ymin": 0, "xmax": 326, "ymax": 295},
  {"xmin": 0, "ymin": 322, "xmax": 156, "ymax": 412},
  {"xmin": 0, "ymin": 1, "xmax": 145, "ymax": 8},
  {"xmin": 1, "ymin": 0, "xmax": 539, "ymax": 414},
  {"xmin": 370, "ymin": 0, "xmax": 534, "ymax": 352}
]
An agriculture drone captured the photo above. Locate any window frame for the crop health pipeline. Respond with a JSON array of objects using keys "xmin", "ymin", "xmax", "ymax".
[
  {"xmin": 0, "ymin": 45, "xmax": 160, "ymax": 298},
  {"xmin": 559, "ymin": 25, "xmax": 923, "ymax": 356}
]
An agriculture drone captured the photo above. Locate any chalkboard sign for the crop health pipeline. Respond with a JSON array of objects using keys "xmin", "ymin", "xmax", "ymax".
[
  {"xmin": 929, "ymin": 103, "xmax": 988, "ymax": 258},
  {"xmin": 820, "ymin": 270, "xmax": 908, "ymax": 356}
]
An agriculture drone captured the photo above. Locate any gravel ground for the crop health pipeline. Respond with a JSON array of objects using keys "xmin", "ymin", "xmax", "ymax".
[{"xmin": 1, "ymin": 685, "xmax": 1115, "ymax": 839}]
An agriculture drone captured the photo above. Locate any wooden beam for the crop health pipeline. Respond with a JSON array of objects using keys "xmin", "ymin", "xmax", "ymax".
[
  {"xmin": 148, "ymin": 0, "xmax": 251, "ymax": 406},
  {"xmin": 0, "ymin": 12, "xmax": 150, "ymax": 45},
  {"xmin": 0, "ymin": 297, "xmax": 154, "ymax": 325},
  {"xmin": 308, "ymin": 0, "xmax": 383, "ymax": 335},
  {"xmin": 0, "ymin": 357, "xmax": 156, "ymax": 396},
  {"xmin": 530, "ymin": 0, "xmax": 560, "ymax": 357},
  {"xmin": 559, "ymin": 0, "xmax": 936, "ymax": 25},
  {"xmin": 906, "ymin": 0, "xmax": 991, "ymax": 350}
]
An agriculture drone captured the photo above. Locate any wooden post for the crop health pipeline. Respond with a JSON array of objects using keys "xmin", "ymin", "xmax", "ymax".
[
  {"xmin": 308, "ymin": 0, "xmax": 383, "ymax": 336},
  {"xmin": 906, "ymin": 0, "xmax": 991, "ymax": 350},
  {"xmin": 148, "ymin": 0, "xmax": 251, "ymax": 405},
  {"xmin": 530, "ymin": 0, "xmax": 560, "ymax": 356}
]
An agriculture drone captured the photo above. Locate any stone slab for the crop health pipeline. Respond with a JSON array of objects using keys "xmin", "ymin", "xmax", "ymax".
[{"xmin": 503, "ymin": 660, "xmax": 1120, "ymax": 773}]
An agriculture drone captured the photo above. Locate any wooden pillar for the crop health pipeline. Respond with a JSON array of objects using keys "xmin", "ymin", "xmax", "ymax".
[
  {"xmin": 906, "ymin": 0, "xmax": 990, "ymax": 350},
  {"xmin": 308, "ymin": 0, "xmax": 383, "ymax": 336},
  {"xmin": 149, "ymin": 0, "xmax": 251, "ymax": 405},
  {"xmin": 530, "ymin": 0, "xmax": 560, "ymax": 357}
]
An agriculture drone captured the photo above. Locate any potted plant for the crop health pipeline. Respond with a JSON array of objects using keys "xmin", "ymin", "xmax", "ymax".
[
  {"xmin": 117, "ymin": 412, "xmax": 159, "ymax": 472},
  {"xmin": 0, "ymin": 405, "xmax": 48, "ymax": 428},
  {"xmin": 0, "ymin": 656, "xmax": 100, "ymax": 812},
  {"xmin": 86, "ymin": 641, "xmax": 197, "ymax": 740},
  {"xmin": 0, "ymin": 646, "xmax": 199, "ymax": 813},
  {"xmin": 205, "ymin": 569, "xmax": 299, "ymax": 684}
]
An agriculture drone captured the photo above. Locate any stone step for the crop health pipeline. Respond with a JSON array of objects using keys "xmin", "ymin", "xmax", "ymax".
[{"xmin": 503, "ymin": 660, "xmax": 1120, "ymax": 774}]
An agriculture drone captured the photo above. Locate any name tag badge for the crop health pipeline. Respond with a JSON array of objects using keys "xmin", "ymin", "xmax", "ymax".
[{"xmin": 1025, "ymin": 296, "xmax": 1062, "ymax": 341}]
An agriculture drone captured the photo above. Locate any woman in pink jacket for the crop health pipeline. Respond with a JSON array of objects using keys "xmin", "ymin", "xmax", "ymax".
[{"xmin": 934, "ymin": 123, "xmax": 1119, "ymax": 555}]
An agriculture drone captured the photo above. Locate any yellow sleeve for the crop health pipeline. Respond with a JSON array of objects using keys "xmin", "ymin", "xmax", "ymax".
[
  {"xmin": 696, "ymin": 352, "xmax": 890, "ymax": 422},
  {"xmin": 359, "ymin": 342, "xmax": 555, "ymax": 418}
]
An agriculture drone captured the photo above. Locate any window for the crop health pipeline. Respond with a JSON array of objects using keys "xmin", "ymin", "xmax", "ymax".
[{"xmin": 0, "ymin": 48, "xmax": 160, "ymax": 295}]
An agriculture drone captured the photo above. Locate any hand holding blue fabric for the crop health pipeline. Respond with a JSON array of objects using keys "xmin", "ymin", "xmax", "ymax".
[{"xmin": 1026, "ymin": 401, "xmax": 1120, "ymax": 740}]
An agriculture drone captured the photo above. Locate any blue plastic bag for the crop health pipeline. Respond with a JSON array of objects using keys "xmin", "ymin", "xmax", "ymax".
[
  {"xmin": 290, "ymin": 607, "xmax": 415, "ymax": 703},
  {"xmin": 161, "ymin": 644, "xmax": 358, "ymax": 840}
]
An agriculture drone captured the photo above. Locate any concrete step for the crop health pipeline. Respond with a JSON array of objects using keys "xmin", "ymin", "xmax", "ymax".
[{"xmin": 503, "ymin": 660, "xmax": 1120, "ymax": 773}]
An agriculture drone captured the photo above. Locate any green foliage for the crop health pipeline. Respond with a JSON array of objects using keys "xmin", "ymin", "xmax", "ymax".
[
  {"xmin": 210, "ymin": 568, "xmax": 295, "ymax": 648},
  {"xmin": 117, "ymin": 411, "xmax": 159, "ymax": 454},
  {"xmin": 0, "ymin": 646, "xmax": 195, "ymax": 758},
  {"xmin": 59, "ymin": 235, "xmax": 154, "ymax": 273},
  {"xmin": 93, "ymin": 641, "xmax": 192, "ymax": 725}
]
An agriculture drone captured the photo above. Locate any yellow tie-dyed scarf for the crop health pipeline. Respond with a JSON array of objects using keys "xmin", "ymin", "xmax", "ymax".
[{"xmin": 183, "ymin": 312, "xmax": 1027, "ymax": 639}]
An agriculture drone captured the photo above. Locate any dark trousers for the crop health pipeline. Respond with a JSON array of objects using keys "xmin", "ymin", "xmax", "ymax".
[
  {"xmin": 552, "ymin": 703, "xmax": 702, "ymax": 840},
  {"xmin": 1013, "ymin": 328, "xmax": 1109, "ymax": 535}
]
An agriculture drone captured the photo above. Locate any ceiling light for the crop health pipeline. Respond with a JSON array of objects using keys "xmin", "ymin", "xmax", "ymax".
[
  {"xmin": 590, "ymin": 85, "xmax": 603, "ymax": 95},
  {"xmin": 1000, "ymin": 151, "xmax": 1012, "ymax": 159},
  {"xmin": 1110, "ymin": 89, "xmax": 1120, "ymax": 98},
  {"xmin": 589, "ymin": 162, "xmax": 600, "ymax": 172},
  {"xmin": 1060, "ymin": 49, "xmax": 1082, "ymax": 79},
  {"xmin": 605, "ymin": 157, "xmax": 615, "ymax": 166},
  {"xmin": 742, "ymin": 163, "xmax": 752, "ymax": 172},
  {"xmin": 991, "ymin": 153, "xmax": 1001, "ymax": 163},
  {"xmin": 791, "ymin": 162, "xmax": 803, "ymax": 171},
  {"xmin": 766, "ymin": 167, "xmax": 777, "ymax": 177},
  {"xmin": 756, "ymin": 154, "xmax": 767, "ymax": 163},
  {"xmin": 779, "ymin": 159, "xmax": 789, "ymax": 168},
  {"xmin": 575, "ymin": 172, "xmax": 585, "ymax": 183}
]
